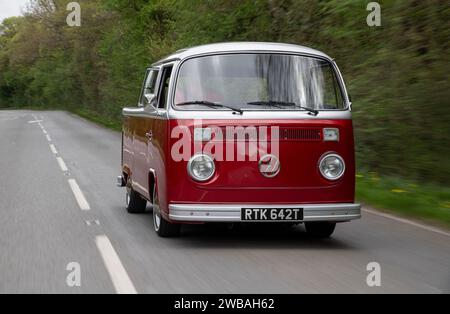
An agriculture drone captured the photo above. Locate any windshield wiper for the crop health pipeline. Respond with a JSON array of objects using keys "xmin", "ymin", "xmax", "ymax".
[
  {"xmin": 176, "ymin": 100, "xmax": 244, "ymax": 115},
  {"xmin": 247, "ymin": 101, "xmax": 319, "ymax": 116}
]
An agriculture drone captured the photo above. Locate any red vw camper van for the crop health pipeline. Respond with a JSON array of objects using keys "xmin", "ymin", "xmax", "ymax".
[{"xmin": 119, "ymin": 42, "xmax": 361, "ymax": 237}]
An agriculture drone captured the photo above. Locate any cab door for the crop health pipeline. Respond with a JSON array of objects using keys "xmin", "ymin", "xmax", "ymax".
[
  {"xmin": 131, "ymin": 68, "xmax": 159, "ymax": 198},
  {"xmin": 147, "ymin": 63, "xmax": 174, "ymax": 209}
]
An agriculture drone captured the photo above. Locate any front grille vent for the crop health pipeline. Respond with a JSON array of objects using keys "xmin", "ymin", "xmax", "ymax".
[
  {"xmin": 215, "ymin": 127, "xmax": 322, "ymax": 142},
  {"xmin": 278, "ymin": 128, "xmax": 322, "ymax": 141}
]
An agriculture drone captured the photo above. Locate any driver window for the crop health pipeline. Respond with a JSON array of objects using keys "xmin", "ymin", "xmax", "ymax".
[{"xmin": 157, "ymin": 65, "xmax": 173, "ymax": 109}]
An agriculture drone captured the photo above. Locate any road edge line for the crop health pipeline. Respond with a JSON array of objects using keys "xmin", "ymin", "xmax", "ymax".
[{"xmin": 362, "ymin": 208, "xmax": 450, "ymax": 237}]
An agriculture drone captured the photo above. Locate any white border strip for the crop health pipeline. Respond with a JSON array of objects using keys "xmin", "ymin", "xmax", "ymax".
[
  {"xmin": 95, "ymin": 235, "xmax": 137, "ymax": 294},
  {"xmin": 363, "ymin": 208, "xmax": 450, "ymax": 237},
  {"xmin": 68, "ymin": 179, "xmax": 90, "ymax": 211}
]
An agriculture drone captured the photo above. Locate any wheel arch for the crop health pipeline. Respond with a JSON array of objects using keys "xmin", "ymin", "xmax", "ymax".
[{"xmin": 122, "ymin": 165, "xmax": 131, "ymax": 185}]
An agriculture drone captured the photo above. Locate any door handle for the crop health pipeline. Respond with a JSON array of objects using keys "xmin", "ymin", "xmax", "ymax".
[{"xmin": 145, "ymin": 131, "xmax": 153, "ymax": 140}]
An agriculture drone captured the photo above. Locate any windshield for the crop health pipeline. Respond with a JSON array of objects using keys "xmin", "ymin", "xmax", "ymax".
[{"xmin": 174, "ymin": 53, "xmax": 346, "ymax": 111}]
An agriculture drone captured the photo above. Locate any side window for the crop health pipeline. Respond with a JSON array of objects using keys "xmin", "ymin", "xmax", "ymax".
[
  {"xmin": 157, "ymin": 65, "xmax": 173, "ymax": 109},
  {"xmin": 139, "ymin": 69, "xmax": 159, "ymax": 106}
]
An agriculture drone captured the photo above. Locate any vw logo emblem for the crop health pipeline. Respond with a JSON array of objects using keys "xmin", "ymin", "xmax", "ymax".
[{"xmin": 259, "ymin": 154, "xmax": 281, "ymax": 178}]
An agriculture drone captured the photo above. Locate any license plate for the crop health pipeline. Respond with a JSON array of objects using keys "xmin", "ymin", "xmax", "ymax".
[{"xmin": 241, "ymin": 208, "xmax": 303, "ymax": 221}]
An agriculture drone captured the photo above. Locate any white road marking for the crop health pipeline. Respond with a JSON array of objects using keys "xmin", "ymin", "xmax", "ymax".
[
  {"xmin": 363, "ymin": 208, "xmax": 450, "ymax": 237},
  {"xmin": 28, "ymin": 120, "xmax": 43, "ymax": 124},
  {"xmin": 49, "ymin": 144, "xmax": 58, "ymax": 155},
  {"xmin": 86, "ymin": 220, "xmax": 100, "ymax": 226},
  {"xmin": 56, "ymin": 157, "xmax": 68, "ymax": 172},
  {"xmin": 42, "ymin": 129, "xmax": 47, "ymax": 135},
  {"xmin": 95, "ymin": 235, "xmax": 137, "ymax": 294},
  {"xmin": 46, "ymin": 134, "xmax": 52, "ymax": 142},
  {"xmin": 68, "ymin": 179, "xmax": 90, "ymax": 211}
]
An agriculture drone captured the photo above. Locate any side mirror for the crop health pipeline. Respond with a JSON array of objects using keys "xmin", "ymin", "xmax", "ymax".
[
  {"xmin": 347, "ymin": 94, "xmax": 353, "ymax": 111},
  {"xmin": 143, "ymin": 93, "xmax": 156, "ymax": 107}
]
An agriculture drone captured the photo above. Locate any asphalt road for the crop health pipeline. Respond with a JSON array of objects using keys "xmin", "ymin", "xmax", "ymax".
[{"xmin": 0, "ymin": 110, "xmax": 449, "ymax": 294}]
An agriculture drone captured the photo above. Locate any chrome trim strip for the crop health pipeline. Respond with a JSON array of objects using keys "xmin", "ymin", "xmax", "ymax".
[
  {"xmin": 167, "ymin": 110, "xmax": 352, "ymax": 120},
  {"xmin": 318, "ymin": 153, "xmax": 346, "ymax": 181},
  {"xmin": 122, "ymin": 107, "xmax": 169, "ymax": 120},
  {"xmin": 169, "ymin": 203, "xmax": 361, "ymax": 222},
  {"xmin": 187, "ymin": 154, "xmax": 216, "ymax": 182}
]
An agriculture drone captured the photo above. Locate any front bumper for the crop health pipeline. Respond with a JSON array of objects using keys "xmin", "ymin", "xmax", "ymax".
[{"xmin": 169, "ymin": 203, "xmax": 361, "ymax": 223}]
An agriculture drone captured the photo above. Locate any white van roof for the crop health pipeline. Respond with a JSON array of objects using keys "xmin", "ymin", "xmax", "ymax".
[{"xmin": 153, "ymin": 42, "xmax": 332, "ymax": 66}]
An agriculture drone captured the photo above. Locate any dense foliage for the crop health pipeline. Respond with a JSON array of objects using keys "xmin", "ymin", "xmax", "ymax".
[{"xmin": 0, "ymin": 0, "xmax": 448, "ymax": 183}]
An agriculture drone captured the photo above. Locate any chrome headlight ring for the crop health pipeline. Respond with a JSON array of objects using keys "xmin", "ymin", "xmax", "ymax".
[
  {"xmin": 187, "ymin": 154, "xmax": 216, "ymax": 182},
  {"xmin": 319, "ymin": 153, "xmax": 345, "ymax": 181}
]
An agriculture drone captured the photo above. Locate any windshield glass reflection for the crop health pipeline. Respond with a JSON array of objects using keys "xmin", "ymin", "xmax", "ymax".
[{"xmin": 174, "ymin": 54, "xmax": 345, "ymax": 110}]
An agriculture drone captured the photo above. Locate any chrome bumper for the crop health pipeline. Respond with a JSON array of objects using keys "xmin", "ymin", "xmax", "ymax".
[{"xmin": 169, "ymin": 203, "xmax": 361, "ymax": 223}]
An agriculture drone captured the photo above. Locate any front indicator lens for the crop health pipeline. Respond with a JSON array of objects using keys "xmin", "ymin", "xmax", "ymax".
[
  {"xmin": 319, "ymin": 153, "xmax": 345, "ymax": 180},
  {"xmin": 323, "ymin": 128, "xmax": 339, "ymax": 141},
  {"xmin": 187, "ymin": 154, "xmax": 215, "ymax": 182}
]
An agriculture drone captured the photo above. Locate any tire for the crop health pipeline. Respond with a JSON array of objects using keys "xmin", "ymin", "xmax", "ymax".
[
  {"xmin": 126, "ymin": 187, "xmax": 147, "ymax": 214},
  {"xmin": 305, "ymin": 222, "xmax": 336, "ymax": 238},
  {"xmin": 152, "ymin": 186, "xmax": 180, "ymax": 237}
]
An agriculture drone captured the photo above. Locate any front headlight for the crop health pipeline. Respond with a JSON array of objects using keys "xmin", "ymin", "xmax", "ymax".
[
  {"xmin": 319, "ymin": 153, "xmax": 345, "ymax": 180},
  {"xmin": 187, "ymin": 154, "xmax": 215, "ymax": 182}
]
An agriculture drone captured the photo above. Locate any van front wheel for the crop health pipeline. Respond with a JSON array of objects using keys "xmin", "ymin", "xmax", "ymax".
[
  {"xmin": 305, "ymin": 222, "xmax": 336, "ymax": 238},
  {"xmin": 152, "ymin": 187, "xmax": 180, "ymax": 237}
]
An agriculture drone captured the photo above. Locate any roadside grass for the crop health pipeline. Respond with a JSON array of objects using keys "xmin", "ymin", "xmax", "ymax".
[
  {"xmin": 72, "ymin": 108, "xmax": 122, "ymax": 132},
  {"xmin": 356, "ymin": 172, "xmax": 450, "ymax": 229}
]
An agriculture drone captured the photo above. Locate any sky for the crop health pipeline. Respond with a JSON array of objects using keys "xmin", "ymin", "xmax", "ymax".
[{"xmin": 0, "ymin": 0, "xmax": 30, "ymax": 23}]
